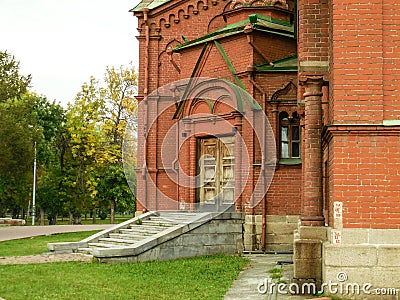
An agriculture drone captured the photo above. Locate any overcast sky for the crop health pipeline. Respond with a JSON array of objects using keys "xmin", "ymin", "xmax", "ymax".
[{"xmin": 0, "ymin": 0, "xmax": 141, "ymax": 107}]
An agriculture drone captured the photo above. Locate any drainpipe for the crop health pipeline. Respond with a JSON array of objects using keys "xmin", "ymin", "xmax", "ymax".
[
  {"xmin": 244, "ymin": 25, "xmax": 274, "ymax": 67},
  {"xmin": 142, "ymin": 7, "xmax": 150, "ymax": 212},
  {"xmin": 167, "ymin": 47, "xmax": 181, "ymax": 73},
  {"xmin": 170, "ymin": 84, "xmax": 180, "ymax": 209},
  {"xmin": 143, "ymin": 8, "xmax": 150, "ymax": 98},
  {"xmin": 248, "ymin": 74, "xmax": 267, "ymax": 251}
]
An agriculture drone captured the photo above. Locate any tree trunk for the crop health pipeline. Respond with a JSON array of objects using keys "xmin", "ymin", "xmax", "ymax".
[
  {"xmin": 73, "ymin": 216, "xmax": 81, "ymax": 224},
  {"xmin": 69, "ymin": 211, "xmax": 73, "ymax": 225},
  {"xmin": 48, "ymin": 213, "xmax": 58, "ymax": 225},
  {"xmin": 110, "ymin": 199, "xmax": 116, "ymax": 224},
  {"xmin": 40, "ymin": 207, "xmax": 45, "ymax": 226},
  {"xmin": 92, "ymin": 210, "xmax": 97, "ymax": 224},
  {"xmin": 73, "ymin": 213, "xmax": 82, "ymax": 225}
]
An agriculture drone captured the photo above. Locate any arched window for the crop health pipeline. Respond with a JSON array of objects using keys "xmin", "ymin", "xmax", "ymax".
[{"xmin": 279, "ymin": 111, "xmax": 301, "ymax": 159}]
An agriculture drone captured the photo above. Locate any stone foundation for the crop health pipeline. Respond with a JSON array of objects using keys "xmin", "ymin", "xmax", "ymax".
[
  {"xmin": 322, "ymin": 228, "xmax": 400, "ymax": 299},
  {"xmin": 293, "ymin": 226, "xmax": 328, "ymax": 288},
  {"xmin": 243, "ymin": 214, "xmax": 299, "ymax": 252}
]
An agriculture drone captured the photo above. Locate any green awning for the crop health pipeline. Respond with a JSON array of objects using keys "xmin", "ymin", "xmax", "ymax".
[
  {"xmin": 255, "ymin": 55, "xmax": 298, "ymax": 72},
  {"xmin": 173, "ymin": 14, "xmax": 294, "ymax": 52}
]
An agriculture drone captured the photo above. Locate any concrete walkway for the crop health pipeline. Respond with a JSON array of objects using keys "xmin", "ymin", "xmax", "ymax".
[
  {"xmin": 224, "ymin": 254, "xmax": 312, "ymax": 300},
  {"xmin": 0, "ymin": 224, "xmax": 114, "ymax": 242}
]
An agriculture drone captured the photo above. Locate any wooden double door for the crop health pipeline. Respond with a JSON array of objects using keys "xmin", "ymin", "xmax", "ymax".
[{"xmin": 197, "ymin": 136, "xmax": 235, "ymax": 210}]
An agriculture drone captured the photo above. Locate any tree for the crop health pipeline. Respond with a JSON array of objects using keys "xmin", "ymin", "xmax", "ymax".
[
  {"xmin": 102, "ymin": 64, "xmax": 138, "ymax": 149},
  {"xmin": 0, "ymin": 92, "xmax": 66, "ymax": 221},
  {"xmin": 0, "ymin": 51, "xmax": 34, "ymax": 217},
  {"xmin": 64, "ymin": 64, "xmax": 138, "ymax": 224},
  {"xmin": 65, "ymin": 77, "xmax": 107, "ymax": 224},
  {"xmin": 0, "ymin": 95, "xmax": 40, "ymax": 217},
  {"xmin": 97, "ymin": 164, "xmax": 136, "ymax": 222},
  {"xmin": 0, "ymin": 51, "xmax": 31, "ymax": 102},
  {"xmin": 102, "ymin": 64, "xmax": 138, "ymax": 223},
  {"xmin": 33, "ymin": 96, "xmax": 65, "ymax": 225}
]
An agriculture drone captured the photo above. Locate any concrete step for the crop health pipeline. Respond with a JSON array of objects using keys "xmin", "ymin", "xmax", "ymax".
[
  {"xmin": 88, "ymin": 242, "xmax": 128, "ymax": 249},
  {"xmin": 159, "ymin": 212, "xmax": 198, "ymax": 220},
  {"xmin": 48, "ymin": 211, "xmax": 215, "ymax": 260},
  {"xmin": 127, "ymin": 225, "xmax": 166, "ymax": 233},
  {"xmin": 146, "ymin": 216, "xmax": 178, "ymax": 223},
  {"xmin": 141, "ymin": 220, "xmax": 176, "ymax": 227},
  {"xmin": 118, "ymin": 228, "xmax": 163, "ymax": 237},
  {"xmin": 77, "ymin": 247, "xmax": 93, "ymax": 255},
  {"xmin": 108, "ymin": 233, "xmax": 149, "ymax": 241},
  {"xmin": 98, "ymin": 237, "xmax": 138, "ymax": 245}
]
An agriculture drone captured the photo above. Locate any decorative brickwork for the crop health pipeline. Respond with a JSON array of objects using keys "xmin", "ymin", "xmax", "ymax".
[{"xmin": 132, "ymin": 0, "xmax": 400, "ymax": 271}]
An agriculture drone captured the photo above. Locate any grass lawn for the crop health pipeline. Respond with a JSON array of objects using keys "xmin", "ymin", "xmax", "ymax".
[
  {"xmin": 0, "ymin": 255, "xmax": 249, "ymax": 300},
  {"xmin": 23, "ymin": 214, "xmax": 133, "ymax": 226},
  {"xmin": 0, "ymin": 231, "xmax": 100, "ymax": 257}
]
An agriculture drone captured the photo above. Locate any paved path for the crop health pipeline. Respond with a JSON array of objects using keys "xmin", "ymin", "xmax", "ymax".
[
  {"xmin": 0, "ymin": 224, "xmax": 114, "ymax": 242},
  {"xmin": 224, "ymin": 254, "xmax": 312, "ymax": 300}
]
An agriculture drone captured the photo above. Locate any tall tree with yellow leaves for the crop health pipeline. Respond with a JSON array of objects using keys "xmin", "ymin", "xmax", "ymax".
[
  {"xmin": 65, "ymin": 64, "xmax": 137, "ymax": 224},
  {"xmin": 101, "ymin": 64, "xmax": 138, "ymax": 223}
]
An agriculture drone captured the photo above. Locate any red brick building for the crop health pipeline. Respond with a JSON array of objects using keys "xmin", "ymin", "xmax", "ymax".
[{"xmin": 132, "ymin": 0, "xmax": 400, "ymax": 292}]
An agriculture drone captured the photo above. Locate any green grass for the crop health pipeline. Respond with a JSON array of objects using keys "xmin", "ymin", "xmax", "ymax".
[
  {"xmin": 0, "ymin": 254, "xmax": 249, "ymax": 300},
  {"xmin": 24, "ymin": 214, "xmax": 133, "ymax": 226},
  {"xmin": 0, "ymin": 231, "xmax": 100, "ymax": 257},
  {"xmin": 55, "ymin": 215, "xmax": 133, "ymax": 225}
]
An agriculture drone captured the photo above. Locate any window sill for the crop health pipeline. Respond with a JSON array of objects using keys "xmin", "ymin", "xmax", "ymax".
[{"xmin": 279, "ymin": 158, "xmax": 302, "ymax": 165}]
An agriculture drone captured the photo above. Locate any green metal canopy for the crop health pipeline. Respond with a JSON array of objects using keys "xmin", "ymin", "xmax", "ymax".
[
  {"xmin": 173, "ymin": 14, "xmax": 294, "ymax": 52},
  {"xmin": 255, "ymin": 55, "xmax": 298, "ymax": 72}
]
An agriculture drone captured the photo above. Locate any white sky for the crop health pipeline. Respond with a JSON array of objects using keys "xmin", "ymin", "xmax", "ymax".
[{"xmin": 0, "ymin": 0, "xmax": 141, "ymax": 107}]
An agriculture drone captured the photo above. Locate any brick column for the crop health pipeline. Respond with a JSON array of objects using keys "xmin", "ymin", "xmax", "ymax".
[{"xmin": 300, "ymin": 76, "xmax": 324, "ymax": 226}]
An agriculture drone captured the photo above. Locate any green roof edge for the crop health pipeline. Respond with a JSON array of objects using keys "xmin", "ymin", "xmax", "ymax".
[
  {"xmin": 173, "ymin": 14, "xmax": 294, "ymax": 52},
  {"xmin": 255, "ymin": 55, "xmax": 298, "ymax": 72}
]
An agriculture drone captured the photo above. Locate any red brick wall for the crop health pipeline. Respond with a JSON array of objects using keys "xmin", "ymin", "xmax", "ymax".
[
  {"xmin": 323, "ymin": 0, "xmax": 400, "ymax": 230},
  {"xmin": 265, "ymin": 165, "xmax": 302, "ymax": 215},
  {"xmin": 298, "ymin": 0, "xmax": 329, "ymax": 64},
  {"xmin": 383, "ymin": 1, "xmax": 400, "ymax": 119},
  {"xmin": 253, "ymin": 32, "xmax": 297, "ymax": 65},
  {"xmin": 328, "ymin": 131, "xmax": 400, "ymax": 229},
  {"xmin": 135, "ymin": 3, "xmax": 301, "ymax": 216},
  {"xmin": 330, "ymin": 0, "xmax": 400, "ymax": 123},
  {"xmin": 331, "ymin": 0, "xmax": 383, "ymax": 124}
]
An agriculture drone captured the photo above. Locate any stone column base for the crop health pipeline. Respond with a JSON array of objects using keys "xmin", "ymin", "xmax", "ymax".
[{"xmin": 293, "ymin": 226, "xmax": 328, "ymax": 288}]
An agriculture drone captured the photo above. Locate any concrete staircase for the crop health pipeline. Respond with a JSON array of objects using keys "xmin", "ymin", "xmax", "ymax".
[{"xmin": 48, "ymin": 211, "xmax": 243, "ymax": 263}]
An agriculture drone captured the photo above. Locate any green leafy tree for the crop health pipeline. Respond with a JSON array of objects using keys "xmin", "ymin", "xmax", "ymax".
[
  {"xmin": 33, "ymin": 96, "xmax": 65, "ymax": 225},
  {"xmin": 97, "ymin": 164, "xmax": 136, "ymax": 221},
  {"xmin": 0, "ymin": 95, "xmax": 41, "ymax": 217},
  {"xmin": 64, "ymin": 64, "xmax": 138, "ymax": 224},
  {"xmin": 102, "ymin": 64, "xmax": 138, "ymax": 223},
  {"xmin": 0, "ymin": 51, "xmax": 31, "ymax": 102},
  {"xmin": 65, "ymin": 77, "xmax": 107, "ymax": 224},
  {"xmin": 0, "ymin": 51, "xmax": 36, "ymax": 218},
  {"xmin": 0, "ymin": 51, "xmax": 67, "ymax": 223}
]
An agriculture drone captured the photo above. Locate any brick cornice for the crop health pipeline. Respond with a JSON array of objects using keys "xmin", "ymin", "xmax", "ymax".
[
  {"xmin": 322, "ymin": 124, "xmax": 400, "ymax": 148},
  {"xmin": 136, "ymin": 0, "xmax": 226, "ymax": 34}
]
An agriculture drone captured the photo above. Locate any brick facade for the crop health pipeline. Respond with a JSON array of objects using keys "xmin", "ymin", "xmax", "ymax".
[
  {"xmin": 132, "ymin": 0, "xmax": 400, "ymax": 278},
  {"xmin": 133, "ymin": 0, "xmax": 301, "ymax": 224}
]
